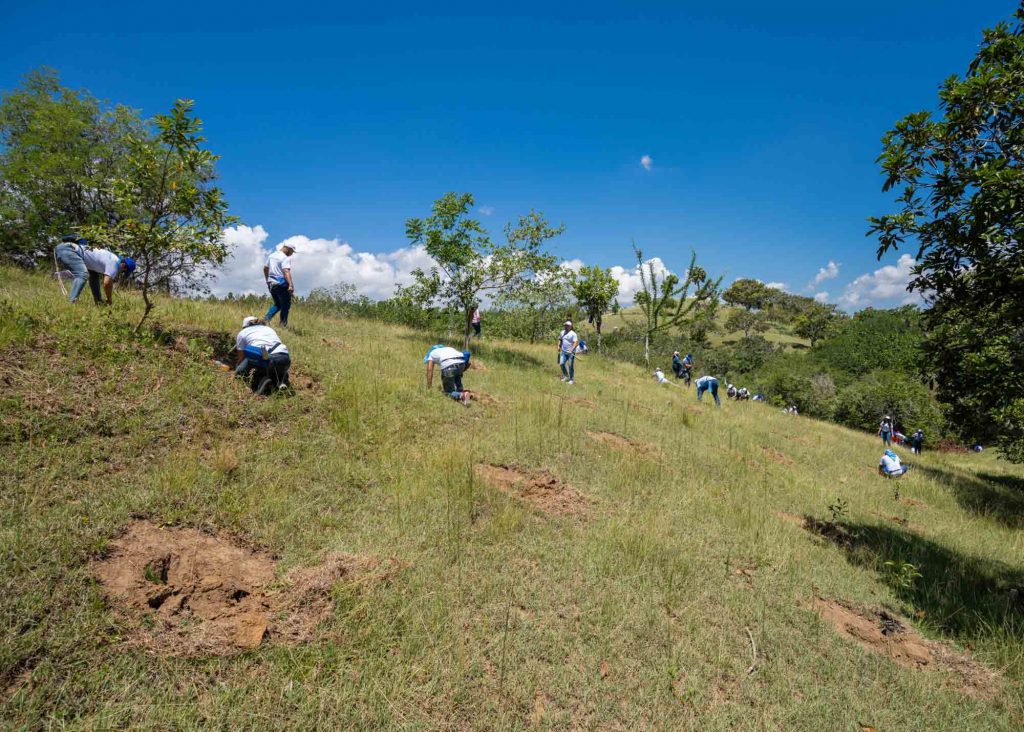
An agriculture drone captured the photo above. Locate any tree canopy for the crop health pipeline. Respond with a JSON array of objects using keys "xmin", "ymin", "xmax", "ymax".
[{"xmin": 869, "ymin": 5, "xmax": 1024, "ymax": 459}]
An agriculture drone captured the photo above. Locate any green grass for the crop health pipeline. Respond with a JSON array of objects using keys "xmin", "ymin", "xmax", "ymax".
[{"xmin": 1, "ymin": 266, "xmax": 1022, "ymax": 730}]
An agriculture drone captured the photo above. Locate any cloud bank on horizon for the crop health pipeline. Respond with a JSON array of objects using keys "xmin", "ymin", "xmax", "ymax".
[{"xmin": 210, "ymin": 226, "xmax": 921, "ymax": 311}]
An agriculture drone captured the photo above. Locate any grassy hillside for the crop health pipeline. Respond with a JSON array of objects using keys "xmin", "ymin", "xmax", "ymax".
[{"xmin": 2, "ymin": 266, "xmax": 1022, "ymax": 731}]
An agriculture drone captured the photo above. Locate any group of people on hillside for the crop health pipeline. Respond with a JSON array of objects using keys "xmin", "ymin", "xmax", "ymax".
[{"xmin": 877, "ymin": 416, "xmax": 927, "ymax": 478}]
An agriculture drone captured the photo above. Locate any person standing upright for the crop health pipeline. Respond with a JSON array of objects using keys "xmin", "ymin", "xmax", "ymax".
[
  {"xmin": 557, "ymin": 320, "xmax": 580, "ymax": 385},
  {"xmin": 879, "ymin": 415, "xmax": 894, "ymax": 447},
  {"xmin": 471, "ymin": 305, "xmax": 482, "ymax": 337},
  {"xmin": 264, "ymin": 242, "xmax": 296, "ymax": 327}
]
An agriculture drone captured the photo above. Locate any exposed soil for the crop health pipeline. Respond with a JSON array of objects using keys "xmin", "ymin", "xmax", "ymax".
[
  {"xmin": 761, "ymin": 447, "xmax": 794, "ymax": 466},
  {"xmin": 812, "ymin": 598, "xmax": 998, "ymax": 699},
  {"xmin": 471, "ymin": 391, "xmax": 500, "ymax": 406},
  {"xmin": 563, "ymin": 395, "xmax": 597, "ymax": 409},
  {"xmin": 775, "ymin": 510, "xmax": 805, "ymax": 527},
  {"xmin": 586, "ymin": 430, "xmax": 657, "ymax": 456},
  {"xmin": 152, "ymin": 325, "xmax": 236, "ymax": 364},
  {"xmin": 730, "ymin": 561, "xmax": 758, "ymax": 589},
  {"xmin": 899, "ymin": 497, "xmax": 930, "ymax": 508},
  {"xmin": 870, "ymin": 511, "xmax": 924, "ymax": 533},
  {"xmin": 93, "ymin": 521, "xmax": 390, "ymax": 656},
  {"xmin": 469, "ymin": 361, "xmax": 490, "ymax": 372},
  {"xmin": 474, "ymin": 463, "xmax": 589, "ymax": 517},
  {"xmin": 320, "ymin": 337, "xmax": 350, "ymax": 350},
  {"xmin": 803, "ymin": 516, "xmax": 856, "ymax": 548}
]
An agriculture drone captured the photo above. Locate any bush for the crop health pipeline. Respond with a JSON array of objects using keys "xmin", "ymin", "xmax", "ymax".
[
  {"xmin": 832, "ymin": 370, "xmax": 945, "ymax": 438},
  {"xmin": 745, "ymin": 352, "xmax": 838, "ymax": 418},
  {"xmin": 815, "ymin": 306, "xmax": 924, "ymax": 377}
]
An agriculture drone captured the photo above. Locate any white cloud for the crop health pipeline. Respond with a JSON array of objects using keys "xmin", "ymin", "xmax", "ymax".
[
  {"xmin": 813, "ymin": 291, "xmax": 830, "ymax": 304},
  {"xmin": 560, "ymin": 258, "xmax": 584, "ymax": 273},
  {"xmin": 210, "ymin": 225, "xmax": 434, "ymax": 300},
  {"xmin": 838, "ymin": 254, "xmax": 922, "ymax": 310},
  {"xmin": 813, "ymin": 260, "xmax": 840, "ymax": 285},
  {"xmin": 479, "ymin": 205, "xmax": 494, "ymax": 216},
  {"xmin": 640, "ymin": 154, "xmax": 653, "ymax": 172},
  {"xmin": 610, "ymin": 257, "xmax": 672, "ymax": 304},
  {"xmin": 764, "ymin": 281, "xmax": 787, "ymax": 291}
]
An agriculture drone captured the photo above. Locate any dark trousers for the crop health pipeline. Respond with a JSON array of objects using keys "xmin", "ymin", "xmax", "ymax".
[
  {"xmin": 472, "ymin": 322, "xmax": 481, "ymax": 336},
  {"xmin": 441, "ymin": 364, "xmax": 465, "ymax": 399},
  {"xmin": 236, "ymin": 353, "xmax": 291, "ymax": 393},
  {"xmin": 265, "ymin": 284, "xmax": 292, "ymax": 326}
]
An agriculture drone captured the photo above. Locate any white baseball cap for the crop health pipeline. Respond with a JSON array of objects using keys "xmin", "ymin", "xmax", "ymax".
[{"xmin": 242, "ymin": 316, "xmax": 259, "ymax": 327}]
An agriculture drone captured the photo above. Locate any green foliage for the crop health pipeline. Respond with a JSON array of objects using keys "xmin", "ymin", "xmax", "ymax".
[
  {"xmin": 745, "ymin": 351, "xmax": 838, "ymax": 418},
  {"xmin": 725, "ymin": 309, "xmax": 770, "ymax": 339},
  {"xmin": 814, "ymin": 307, "xmax": 923, "ymax": 377},
  {"xmin": 402, "ymin": 192, "xmax": 563, "ymax": 349},
  {"xmin": 631, "ymin": 247, "xmax": 722, "ymax": 366},
  {"xmin": 827, "ymin": 497, "xmax": 849, "ymax": 523},
  {"xmin": 0, "ymin": 68, "xmax": 145, "ymax": 261},
  {"xmin": 572, "ymin": 265, "xmax": 620, "ymax": 352},
  {"xmin": 792, "ymin": 304, "xmax": 843, "ymax": 348},
  {"xmin": 495, "ymin": 267, "xmax": 574, "ymax": 343},
  {"xmin": 832, "ymin": 370, "xmax": 945, "ymax": 438},
  {"xmin": 81, "ymin": 99, "xmax": 236, "ymax": 330},
  {"xmin": 869, "ymin": 6, "xmax": 1024, "ymax": 460},
  {"xmin": 721, "ymin": 278, "xmax": 774, "ymax": 311}
]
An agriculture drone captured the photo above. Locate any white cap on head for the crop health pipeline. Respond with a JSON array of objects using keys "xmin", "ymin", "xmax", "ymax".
[
  {"xmin": 564, "ymin": 320, "xmax": 572, "ymax": 327},
  {"xmin": 242, "ymin": 316, "xmax": 259, "ymax": 327},
  {"xmin": 279, "ymin": 242, "xmax": 297, "ymax": 252}
]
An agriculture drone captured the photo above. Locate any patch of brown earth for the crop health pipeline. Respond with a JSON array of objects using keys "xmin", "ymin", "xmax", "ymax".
[
  {"xmin": 586, "ymin": 430, "xmax": 656, "ymax": 455},
  {"xmin": 775, "ymin": 510, "xmax": 805, "ymax": 527},
  {"xmin": 564, "ymin": 395, "xmax": 597, "ymax": 409},
  {"xmin": 870, "ymin": 511, "xmax": 924, "ymax": 533},
  {"xmin": 471, "ymin": 391, "xmax": 500, "ymax": 406},
  {"xmin": 93, "ymin": 521, "xmax": 391, "ymax": 656},
  {"xmin": 320, "ymin": 337, "xmax": 350, "ymax": 350},
  {"xmin": 803, "ymin": 516, "xmax": 856, "ymax": 548},
  {"xmin": 899, "ymin": 497, "xmax": 930, "ymax": 508},
  {"xmin": 469, "ymin": 361, "xmax": 490, "ymax": 372},
  {"xmin": 474, "ymin": 464, "xmax": 588, "ymax": 517},
  {"xmin": 730, "ymin": 561, "xmax": 758, "ymax": 589},
  {"xmin": 761, "ymin": 447, "xmax": 794, "ymax": 465},
  {"xmin": 812, "ymin": 598, "xmax": 998, "ymax": 699}
]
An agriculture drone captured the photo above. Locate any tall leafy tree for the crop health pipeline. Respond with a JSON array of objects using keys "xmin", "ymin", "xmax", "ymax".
[
  {"xmin": 868, "ymin": 5, "xmax": 1024, "ymax": 459},
  {"xmin": 83, "ymin": 99, "xmax": 236, "ymax": 330},
  {"xmin": 722, "ymin": 278, "xmax": 775, "ymax": 311},
  {"xmin": 572, "ymin": 265, "xmax": 619, "ymax": 352},
  {"xmin": 630, "ymin": 247, "xmax": 721, "ymax": 366},
  {"xmin": 402, "ymin": 192, "xmax": 563, "ymax": 350},
  {"xmin": 792, "ymin": 303, "xmax": 842, "ymax": 348},
  {"xmin": 0, "ymin": 68, "xmax": 143, "ymax": 261}
]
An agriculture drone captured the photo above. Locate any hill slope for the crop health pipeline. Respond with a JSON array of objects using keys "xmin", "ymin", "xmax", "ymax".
[{"xmin": 2, "ymin": 267, "xmax": 1022, "ymax": 730}]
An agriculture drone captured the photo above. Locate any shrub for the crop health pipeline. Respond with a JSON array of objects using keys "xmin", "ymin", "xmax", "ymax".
[{"xmin": 832, "ymin": 370, "xmax": 945, "ymax": 438}]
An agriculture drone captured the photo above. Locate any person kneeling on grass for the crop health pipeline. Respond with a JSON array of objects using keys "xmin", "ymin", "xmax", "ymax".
[
  {"xmin": 878, "ymin": 449, "xmax": 909, "ymax": 478},
  {"xmin": 654, "ymin": 367, "xmax": 676, "ymax": 386},
  {"xmin": 424, "ymin": 344, "xmax": 474, "ymax": 406},
  {"xmin": 235, "ymin": 316, "xmax": 291, "ymax": 395},
  {"xmin": 695, "ymin": 375, "xmax": 721, "ymax": 406}
]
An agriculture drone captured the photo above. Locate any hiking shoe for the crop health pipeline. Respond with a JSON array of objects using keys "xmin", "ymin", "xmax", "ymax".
[
  {"xmin": 567, "ymin": 380, "xmax": 574, "ymax": 385},
  {"xmin": 460, "ymin": 391, "xmax": 472, "ymax": 406},
  {"xmin": 256, "ymin": 377, "xmax": 274, "ymax": 396},
  {"xmin": 560, "ymin": 376, "xmax": 567, "ymax": 382}
]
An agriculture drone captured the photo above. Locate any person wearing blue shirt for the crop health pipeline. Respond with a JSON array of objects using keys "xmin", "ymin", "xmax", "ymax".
[{"xmin": 695, "ymin": 375, "xmax": 721, "ymax": 406}]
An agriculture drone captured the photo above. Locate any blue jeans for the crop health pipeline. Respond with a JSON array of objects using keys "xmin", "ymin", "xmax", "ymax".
[
  {"xmin": 441, "ymin": 365, "xmax": 465, "ymax": 400},
  {"xmin": 559, "ymin": 352, "xmax": 575, "ymax": 380},
  {"xmin": 697, "ymin": 379, "xmax": 720, "ymax": 406},
  {"xmin": 265, "ymin": 284, "xmax": 291, "ymax": 326},
  {"xmin": 881, "ymin": 431, "xmax": 892, "ymax": 446},
  {"xmin": 55, "ymin": 244, "xmax": 90, "ymax": 303}
]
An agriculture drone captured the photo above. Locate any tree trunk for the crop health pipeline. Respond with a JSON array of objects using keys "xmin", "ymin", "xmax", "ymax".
[
  {"xmin": 596, "ymin": 314, "xmax": 603, "ymax": 354},
  {"xmin": 462, "ymin": 306, "xmax": 473, "ymax": 351},
  {"xmin": 135, "ymin": 267, "xmax": 154, "ymax": 333},
  {"xmin": 644, "ymin": 333, "xmax": 650, "ymax": 368}
]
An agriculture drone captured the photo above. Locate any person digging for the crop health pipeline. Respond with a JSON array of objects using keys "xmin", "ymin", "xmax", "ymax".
[{"xmin": 424, "ymin": 344, "xmax": 475, "ymax": 406}]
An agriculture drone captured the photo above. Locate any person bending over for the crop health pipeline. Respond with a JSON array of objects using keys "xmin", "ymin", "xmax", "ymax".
[
  {"xmin": 878, "ymin": 449, "xmax": 909, "ymax": 478},
  {"xmin": 695, "ymin": 375, "xmax": 720, "ymax": 406},
  {"xmin": 235, "ymin": 316, "xmax": 291, "ymax": 394},
  {"xmin": 424, "ymin": 344, "xmax": 474, "ymax": 405}
]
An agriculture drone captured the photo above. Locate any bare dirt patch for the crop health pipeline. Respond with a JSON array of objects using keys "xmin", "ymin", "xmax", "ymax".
[
  {"xmin": 470, "ymin": 391, "xmax": 500, "ymax": 407},
  {"xmin": 761, "ymin": 446, "xmax": 794, "ymax": 465},
  {"xmin": 812, "ymin": 598, "xmax": 998, "ymax": 699},
  {"xmin": 93, "ymin": 521, "xmax": 391, "ymax": 656},
  {"xmin": 775, "ymin": 510, "xmax": 805, "ymax": 527},
  {"xmin": 870, "ymin": 511, "xmax": 924, "ymax": 533},
  {"xmin": 474, "ymin": 464, "xmax": 589, "ymax": 518},
  {"xmin": 586, "ymin": 430, "xmax": 657, "ymax": 456},
  {"xmin": 899, "ymin": 497, "xmax": 930, "ymax": 508}
]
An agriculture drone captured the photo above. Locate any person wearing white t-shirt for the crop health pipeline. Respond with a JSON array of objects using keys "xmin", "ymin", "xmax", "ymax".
[
  {"xmin": 235, "ymin": 316, "xmax": 291, "ymax": 394},
  {"xmin": 557, "ymin": 321, "xmax": 579, "ymax": 384},
  {"xmin": 53, "ymin": 236, "xmax": 136, "ymax": 304},
  {"xmin": 264, "ymin": 243, "xmax": 295, "ymax": 327},
  {"xmin": 424, "ymin": 344, "xmax": 474, "ymax": 405},
  {"xmin": 654, "ymin": 368, "xmax": 676, "ymax": 386},
  {"xmin": 878, "ymin": 449, "xmax": 909, "ymax": 478}
]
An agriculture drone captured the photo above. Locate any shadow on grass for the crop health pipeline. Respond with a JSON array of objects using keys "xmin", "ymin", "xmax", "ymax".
[
  {"xmin": 915, "ymin": 465, "xmax": 1024, "ymax": 529},
  {"xmin": 807, "ymin": 518, "xmax": 1023, "ymax": 659}
]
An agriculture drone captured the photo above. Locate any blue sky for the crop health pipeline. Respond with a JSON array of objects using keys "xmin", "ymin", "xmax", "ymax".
[{"xmin": 2, "ymin": 1, "xmax": 1014, "ymax": 306}]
